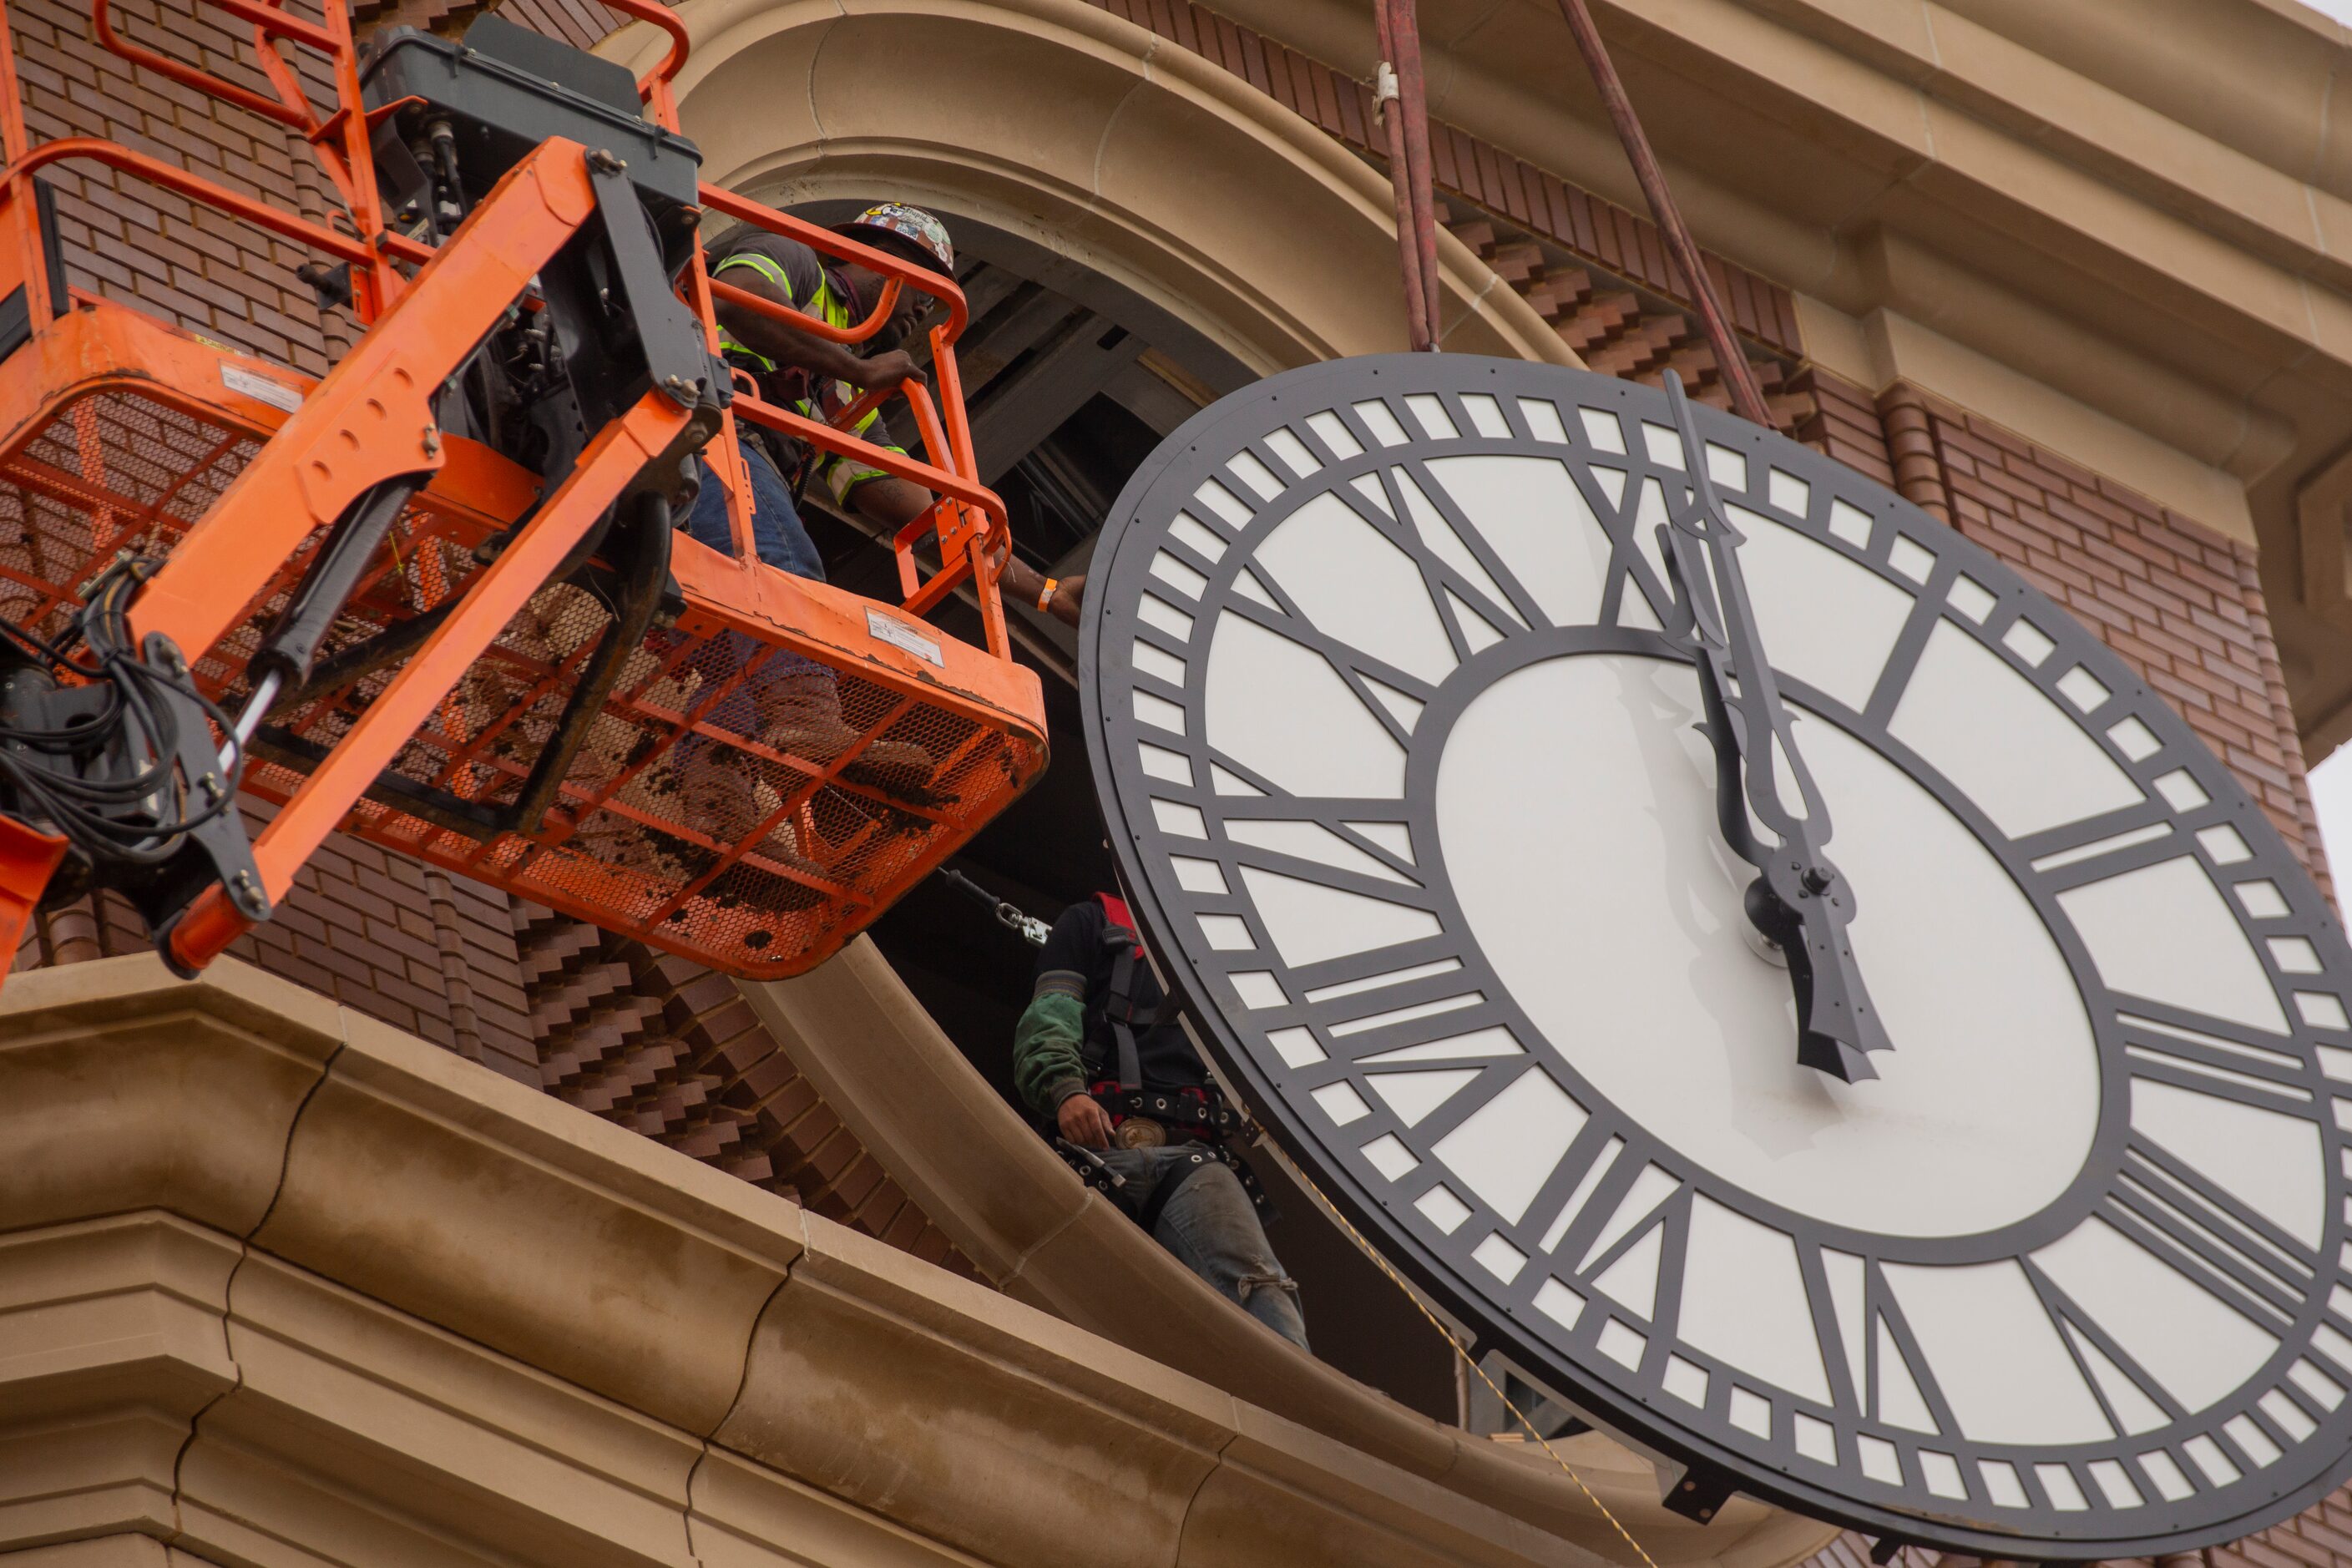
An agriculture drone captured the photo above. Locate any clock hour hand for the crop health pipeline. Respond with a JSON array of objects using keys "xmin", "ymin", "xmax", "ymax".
[{"xmin": 1655, "ymin": 372, "xmax": 1893, "ymax": 1084}]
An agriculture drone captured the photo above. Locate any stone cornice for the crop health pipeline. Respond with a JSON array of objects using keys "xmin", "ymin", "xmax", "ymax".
[
  {"xmin": 741, "ymin": 938, "xmax": 1845, "ymax": 1568},
  {"xmin": 0, "ymin": 954, "xmax": 1603, "ymax": 1568}
]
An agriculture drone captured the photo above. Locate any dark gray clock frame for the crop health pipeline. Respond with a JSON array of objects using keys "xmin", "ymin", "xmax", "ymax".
[{"xmin": 1078, "ymin": 354, "xmax": 2352, "ymax": 1559}]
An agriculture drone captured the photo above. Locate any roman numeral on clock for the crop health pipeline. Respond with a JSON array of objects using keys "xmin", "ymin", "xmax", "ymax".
[
  {"xmin": 1576, "ymin": 1176, "xmax": 1693, "ymax": 1358},
  {"xmin": 2023, "ymin": 1257, "xmax": 2189, "ymax": 1435},
  {"xmin": 1804, "ymin": 1245, "xmax": 1959, "ymax": 1434},
  {"xmin": 1861, "ymin": 554, "xmax": 1960, "ymax": 727},
  {"xmin": 2104, "ymin": 1134, "xmax": 2319, "ymax": 1328},
  {"xmin": 1863, "ymin": 1261, "xmax": 1960, "ymax": 1436},
  {"xmin": 2020, "ymin": 804, "xmax": 2186, "ymax": 893},
  {"xmin": 2117, "ymin": 1005, "xmax": 2316, "ymax": 1109}
]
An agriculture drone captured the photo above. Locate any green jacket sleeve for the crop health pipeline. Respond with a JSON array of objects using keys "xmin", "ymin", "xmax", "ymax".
[{"xmin": 1012, "ymin": 973, "xmax": 1089, "ymax": 1117}]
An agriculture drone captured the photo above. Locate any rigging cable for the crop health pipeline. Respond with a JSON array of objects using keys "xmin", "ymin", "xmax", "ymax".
[
  {"xmin": 1269, "ymin": 1141, "xmax": 1667, "ymax": 1568},
  {"xmin": 938, "ymin": 863, "xmax": 1050, "ymax": 946},
  {"xmin": 933, "ymin": 855, "xmax": 1666, "ymax": 1564}
]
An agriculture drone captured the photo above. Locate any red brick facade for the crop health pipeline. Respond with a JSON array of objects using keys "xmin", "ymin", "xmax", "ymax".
[
  {"xmin": 0, "ymin": 0, "xmax": 549, "ymax": 1075},
  {"xmin": 2, "ymin": 5, "xmax": 2345, "ymax": 1561},
  {"xmin": 516, "ymin": 903, "xmax": 974, "ymax": 1269},
  {"xmin": 0, "ymin": 0, "xmax": 975, "ymax": 1267},
  {"xmin": 1109, "ymin": 0, "xmax": 2332, "ymax": 893},
  {"xmin": 1077, "ymin": 0, "xmax": 1803, "ymax": 362},
  {"xmin": 1874, "ymin": 382, "xmax": 2328, "ymax": 882}
]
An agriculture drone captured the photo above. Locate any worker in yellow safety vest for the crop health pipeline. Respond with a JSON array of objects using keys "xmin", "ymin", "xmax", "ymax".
[
  {"xmin": 677, "ymin": 204, "xmax": 1080, "ymax": 849},
  {"xmin": 695, "ymin": 201, "xmax": 1084, "ymax": 625}
]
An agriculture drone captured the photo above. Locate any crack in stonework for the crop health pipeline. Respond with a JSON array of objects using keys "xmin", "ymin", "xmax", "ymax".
[
  {"xmin": 681, "ymin": 1216, "xmax": 803, "ymax": 1565},
  {"xmin": 165, "ymin": 1029, "xmax": 347, "ymax": 1548},
  {"xmin": 1089, "ymin": 36, "xmax": 1158, "ymax": 214},
  {"xmin": 1435, "ymin": 272, "xmax": 1500, "ymax": 348},
  {"xmin": 1172, "ymin": 1427, "xmax": 1241, "ymax": 1561}
]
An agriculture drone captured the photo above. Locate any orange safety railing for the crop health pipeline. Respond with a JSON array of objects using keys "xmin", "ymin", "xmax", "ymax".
[
  {"xmin": 31, "ymin": 0, "xmax": 1009, "ymax": 645},
  {"xmin": 687, "ymin": 185, "xmax": 1014, "ymax": 655},
  {"xmin": 0, "ymin": 0, "xmax": 1046, "ymax": 983}
]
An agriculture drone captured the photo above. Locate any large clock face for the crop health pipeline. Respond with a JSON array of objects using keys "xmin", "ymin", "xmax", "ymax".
[{"xmin": 1078, "ymin": 356, "xmax": 2352, "ymax": 1557}]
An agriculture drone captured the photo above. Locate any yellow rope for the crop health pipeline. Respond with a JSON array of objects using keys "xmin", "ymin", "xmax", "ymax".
[{"xmin": 1280, "ymin": 1153, "xmax": 1665, "ymax": 1568}]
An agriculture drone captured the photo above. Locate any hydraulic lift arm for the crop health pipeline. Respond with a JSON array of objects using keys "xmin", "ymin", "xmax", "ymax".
[{"xmin": 0, "ymin": 0, "xmax": 1045, "ymax": 991}]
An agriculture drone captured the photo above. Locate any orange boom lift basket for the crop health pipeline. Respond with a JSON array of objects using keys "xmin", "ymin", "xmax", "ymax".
[{"xmin": 0, "ymin": 0, "xmax": 1045, "ymax": 984}]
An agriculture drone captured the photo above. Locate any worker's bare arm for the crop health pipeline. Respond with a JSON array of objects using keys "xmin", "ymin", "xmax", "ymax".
[
  {"xmin": 998, "ymin": 550, "xmax": 1085, "ymax": 627},
  {"xmin": 1057, "ymin": 1091, "xmax": 1114, "ymax": 1150},
  {"xmin": 852, "ymin": 476, "xmax": 935, "ymax": 532},
  {"xmin": 713, "ymin": 267, "xmax": 926, "ymax": 392},
  {"xmin": 852, "ymin": 481, "xmax": 1085, "ymax": 627}
]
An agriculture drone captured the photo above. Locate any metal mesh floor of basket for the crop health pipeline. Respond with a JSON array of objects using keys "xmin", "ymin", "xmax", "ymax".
[{"xmin": 0, "ymin": 379, "xmax": 1046, "ymax": 978}]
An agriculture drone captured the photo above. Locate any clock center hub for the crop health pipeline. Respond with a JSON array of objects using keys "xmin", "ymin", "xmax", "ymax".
[{"xmin": 1434, "ymin": 650, "xmax": 2102, "ymax": 1240}]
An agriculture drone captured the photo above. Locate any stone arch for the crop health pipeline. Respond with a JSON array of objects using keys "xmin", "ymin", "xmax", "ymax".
[
  {"xmin": 588, "ymin": 9, "xmax": 1840, "ymax": 1565},
  {"xmin": 603, "ymin": 0, "xmax": 1575, "ymax": 377}
]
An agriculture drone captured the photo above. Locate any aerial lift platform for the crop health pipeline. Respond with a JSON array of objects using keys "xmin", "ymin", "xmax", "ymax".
[{"xmin": 0, "ymin": 0, "xmax": 1045, "ymax": 987}]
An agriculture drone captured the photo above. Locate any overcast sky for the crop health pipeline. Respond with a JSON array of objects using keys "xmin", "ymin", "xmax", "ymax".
[
  {"xmin": 2301, "ymin": 0, "xmax": 2352, "ymax": 23},
  {"xmin": 2316, "ymin": 751, "xmax": 2352, "ymax": 910}
]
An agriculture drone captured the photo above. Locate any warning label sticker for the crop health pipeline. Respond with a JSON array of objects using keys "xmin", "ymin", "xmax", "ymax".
[
  {"xmin": 220, "ymin": 362, "xmax": 302, "ymax": 414},
  {"xmin": 866, "ymin": 607, "xmax": 943, "ymax": 667}
]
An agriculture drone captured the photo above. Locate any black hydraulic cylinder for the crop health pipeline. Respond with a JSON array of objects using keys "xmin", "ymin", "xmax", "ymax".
[{"xmin": 249, "ymin": 477, "xmax": 425, "ymax": 694}]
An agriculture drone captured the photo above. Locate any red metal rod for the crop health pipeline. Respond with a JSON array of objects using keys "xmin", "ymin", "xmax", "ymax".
[
  {"xmin": 1551, "ymin": 0, "xmax": 1777, "ymax": 431},
  {"xmin": 0, "ymin": 0, "xmax": 28, "ymax": 169},
  {"xmin": 707, "ymin": 273, "xmax": 901, "ymax": 349},
  {"xmin": 93, "ymin": 0, "xmax": 308, "ymax": 129},
  {"xmin": 1373, "ymin": 0, "xmax": 1432, "ymax": 352},
  {"xmin": 1387, "ymin": 0, "xmax": 1444, "ymax": 348},
  {"xmin": 730, "ymin": 392, "xmax": 1005, "ymax": 523}
]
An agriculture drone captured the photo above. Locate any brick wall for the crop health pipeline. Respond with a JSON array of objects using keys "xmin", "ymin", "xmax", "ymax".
[
  {"xmin": 1877, "ymin": 382, "xmax": 2328, "ymax": 881},
  {"xmin": 0, "ymin": 0, "xmax": 538, "ymax": 1075},
  {"xmin": 515, "ymin": 901, "xmax": 975, "ymax": 1271},
  {"xmin": 13, "ymin": 807, "xmax": 539, "ymax": 1081},
  {"xmin": 1077, "ymin": 0, "xmax": 1801, "ymax": 364},
  {"xmin": 1790, "ymin": 367, "xmax": 1895, "ymax": 493},
  {"xmin": 0, "ymin": 0, "xmax": 973, "ymax": 1267},
  {"xmin": 1447, "ymin": 214, "xmax": 1813, "ymax": 423},
  {"xmin": 1111, "ymin": 0, "xmax": 2330, "ymax": 895}
]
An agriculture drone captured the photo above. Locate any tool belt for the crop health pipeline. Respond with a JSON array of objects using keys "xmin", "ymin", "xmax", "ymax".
[
  {"xmin": 1047, "ymin": 893, "xmax": 1276, "ymax": 1220},
  {"xmin": 1050, "ymin": 1081, "xmax": 1277, "ymax": 1223},
  {"xmin": 1087, "ymin": 1080, "xmax": 1236, "ymax": 1148}
]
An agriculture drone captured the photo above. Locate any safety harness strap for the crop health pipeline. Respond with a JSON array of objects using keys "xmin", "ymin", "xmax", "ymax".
[
  {"xmin": 1102, "ymin": 938, "xmax": 1146, "ymax": 1092},
  {"xmin": 1095, "ymin": 890, "xmax": 1156, "ymax": 1092}
]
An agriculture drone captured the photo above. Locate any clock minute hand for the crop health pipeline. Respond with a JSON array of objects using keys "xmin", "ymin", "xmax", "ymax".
[{"xmin": 1657, "ymin": 372, "xmax": 1894, "ymax": 1084}]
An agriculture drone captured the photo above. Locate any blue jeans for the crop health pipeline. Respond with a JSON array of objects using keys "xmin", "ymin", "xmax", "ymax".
[
  {"xmin": 687, "ymin": 442, "xmax": 823, "ymax": 579},
  {"xmin": 1101, "ymin": 1146, "xmax": 1309, "ymax": 1350},
  {"xmin": 680, "ymin": 443, "xmax": 828, "ymax": 747}
]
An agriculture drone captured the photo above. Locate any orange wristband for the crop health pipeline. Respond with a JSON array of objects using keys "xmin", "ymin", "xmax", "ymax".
[{"xmin": 1036, "ymin": 577, "xmax": 1059, "ymax": 613}]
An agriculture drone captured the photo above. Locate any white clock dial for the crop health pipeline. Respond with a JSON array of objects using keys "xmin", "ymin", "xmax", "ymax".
[{"xmin": 1080, "ymin": 357, "xmax": 2352, "ymax": 1557}]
